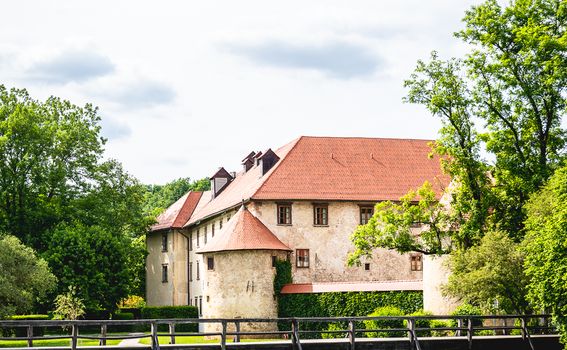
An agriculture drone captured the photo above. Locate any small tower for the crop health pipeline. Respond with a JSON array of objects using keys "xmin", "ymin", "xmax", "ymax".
[{"xmin": 197, "ymin": 205, "xmax": 291, "ymax": 337}]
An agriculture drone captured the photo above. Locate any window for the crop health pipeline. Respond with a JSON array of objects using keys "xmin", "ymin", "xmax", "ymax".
[
  {"xmin": 212, "ymin": 223, "xmax": 215, "ymax": 237},
  {"xmin": 364, "ymin": 263, "xmax": 371, "ymax": 271},
  {"xmin": 199, "ymin": 297, "xmax": 202, "ymax": 316},
  {"xmin": 207, "ymin": 256, "xmax": 214, "ymax": 270},
  {"xmin": 220, "ymin": 220, "xmax": 223, "ymax": 229},
  {"xmin": 196, "ymin": 229, "xmax": 200, "ymax": 247},
  {"xmin": 296, "ymin": 249, "xmax": 310, "ymax": 268},
  {"xmin": 411, "ymin": 254, "xmax": 423, "ymax": 271},
  {"xmin": 277, "ymin": 203, "xmax": 292, "ymax": 225},
  {"xmin": 360, "ymin": 206, "xmax": 374, "ymax": 225},
  {"xmin": 161, "ymin": 233, "xmax": 168, "ymax": 252},
  {"xmin": 204, "ymin": 226, "xmax": 208, "ymax": 244},
  {"xmin": 194, "ymin": 297, "xmax": 198, "ymax": 311},
  {"xmin": 196, "ymin": 261, "xmax": 200, "ymax": 280},
  {"xmin": 189, "ymin": 262, "xmax": 193, "ymax": 281},
  {"xmin": 272, "ymin": 255, "xmax": 277, "ymax": 267},
  {"xmin": 313, "ymin": 204, "xmax": 328, "ymax": 226},
  {"xmin": 189, "ymin": 232, "xmax": 193, "ymax": 251},
  {"xmin": 161, "ymin": 264, "xmax": 168, "ymax": 283}
]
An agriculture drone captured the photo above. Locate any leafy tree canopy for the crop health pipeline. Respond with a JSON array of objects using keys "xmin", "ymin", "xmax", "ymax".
[
  {"xmin": 523, "ymin": 164, "xmax": 567, "ymax": 343},
  {"xmin": 0, "ymin": 234, "xmax": 56, "ymax": 318},
  {"xmin": 143, "ymin": 177, "xmax": 210, "ymax": 216}
]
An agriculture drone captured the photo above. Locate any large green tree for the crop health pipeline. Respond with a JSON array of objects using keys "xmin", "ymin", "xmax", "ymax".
[
  {"xmin": 0, "ymin": 234, "xmax": 56, "ymax": 318},
  {"xmin": 523, "ymin": 165, "xmax": 567, "ymax": 344},
  {"xmin": 143, "ymin": 177, "xmax": 210, "ymax": 216}
]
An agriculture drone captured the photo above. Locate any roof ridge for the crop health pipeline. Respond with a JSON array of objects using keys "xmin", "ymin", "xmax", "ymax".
[
  {"xmin": 298, "ymin": 136, "xmax": 437, "ymax": 142},
  {"xmin": 251, "ymin": 136, "xmax": 304, "ymax": 199}
]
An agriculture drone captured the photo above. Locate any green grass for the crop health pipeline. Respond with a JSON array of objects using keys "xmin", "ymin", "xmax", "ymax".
[
  {"xmin": 0, "ymin": 338, "xmax": 122, "ymax": 348},
  {"xmin": 139, "ymin": 336, "xmax": 282, "ymax": 345}
]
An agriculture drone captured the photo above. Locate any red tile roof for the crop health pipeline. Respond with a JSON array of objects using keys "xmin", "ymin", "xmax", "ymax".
[
  {"xmin": 280, "ymin": 280, "xmax": 423, "ymax": 294},
  {"xmin": 150, "ymin": 191, "xmax": 203, "ymax": 232},
  {"xmin": 197, "ymin": 206, "xmax": 292, "ymax": 254},
  {"xmin": 184, "ymin": 136, "xmax": 448, "ymax": 227},
  {"xmin": 253, "ymin": 136, "xmax": 448, "ymax": 201}
]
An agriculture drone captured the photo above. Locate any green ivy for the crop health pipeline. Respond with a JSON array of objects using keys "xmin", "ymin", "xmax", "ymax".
[{"xmin": 273, "ymin": 259, "xmax": 292, "ymax": 296}]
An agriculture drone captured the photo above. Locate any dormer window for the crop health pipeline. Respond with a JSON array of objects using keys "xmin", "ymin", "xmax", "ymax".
[
  {"xmin": 241, "ymin": 151, "xmax": 256, "ymax": 172},
  {"xmin": 210, "ymin": 167, "xmax": 234, "ymax": 198},
  {"xmin": 257, "ymin": 149, "xmax": 279, "ymax": 175}
]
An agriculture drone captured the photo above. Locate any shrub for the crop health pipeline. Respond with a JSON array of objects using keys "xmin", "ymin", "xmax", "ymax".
[
  {"xmin": 404, "ymin": 310, "xmax": 433, "ymax": 337},
  {"xmin": 321, "ymin": 322, "xmax": 348, "ymax": 339},
  {"xmin": 430, "ymin": 320, "xmax": 452, "ymax": 337},
  {"xmin": 364, "ymin": 306, "xmax": 405, "ymax": 338},
  {"xmin": 141, "ymin": 306, "xmax": 198, "ymax": 332},
  {"xmin": 1, "ymin": 315, "xmax": 50, "ymax": 337},
  {"xmin": 449, "ymin": 304, "xmax": 483, "ymax": 328},
  {"xmin": 109, "ymin": 312, "xmax": 135, "ymax": 333}
]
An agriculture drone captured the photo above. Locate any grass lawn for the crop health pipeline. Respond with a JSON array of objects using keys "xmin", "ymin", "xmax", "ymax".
[
  {"xmin": 0, "ymin": 337, "xmax": 122, "ymax": 348},
  {"xmin": 139, "ymin": 336, "xmax": 282, "ymax": 345}
]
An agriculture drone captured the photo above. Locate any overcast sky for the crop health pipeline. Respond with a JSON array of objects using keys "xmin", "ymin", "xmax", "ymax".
[{"xmin": 0, "ymin": 1, "xmax": 483, "ymax": 184}]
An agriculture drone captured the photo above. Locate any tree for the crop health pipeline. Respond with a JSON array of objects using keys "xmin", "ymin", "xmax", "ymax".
[
  {"xmin": 351, "ymin": 0, "xmax": 567, "ymax": 264},
  {"xmin": 0, "ymin": 234, "xmax": 56, "ymax": 318},
  {"xmin": 53, "ymin": 286, "xmax": 86, "ymax": 321},
  {"xmin": 523, "ymin": 165, "xmax": 567, "ymax": 344},
  {"xmin": 143, "ymin": 177, "xmax": 210, "ymax": 216},
  {"xmin": 44, "ymin": 223, "xmax": 131, "ymax": 311},
  {"xmin": 444, "ymin": 230, "xmax": 530, "ymax": 314}
]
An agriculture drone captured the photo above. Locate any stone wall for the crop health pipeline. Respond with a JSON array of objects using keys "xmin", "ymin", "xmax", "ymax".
[
  {"xmin": 201, "ymin": 250, "xmax": 287, "ymax": 336},
  {"xmin": 248, "ymin": 201, "xmax": 423, "ymax": 283}
]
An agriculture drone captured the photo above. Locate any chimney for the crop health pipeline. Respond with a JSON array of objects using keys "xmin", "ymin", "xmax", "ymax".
[{"xmin": 210, "ymin": 167, "xmax": 234, "ymax": 199}]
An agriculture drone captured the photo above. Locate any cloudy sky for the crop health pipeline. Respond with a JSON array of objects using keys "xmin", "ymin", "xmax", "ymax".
[{"xmin": 0, "ymin": 1, "xmax": 483, "ymax": 184}]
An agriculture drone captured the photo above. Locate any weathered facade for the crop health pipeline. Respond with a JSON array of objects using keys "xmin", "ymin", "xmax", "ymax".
[{"xmin": 147, "ymin": 136, "xmax": 455, "ymax": 321}]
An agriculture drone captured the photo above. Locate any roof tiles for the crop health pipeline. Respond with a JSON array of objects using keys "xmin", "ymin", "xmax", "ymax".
[
  {"xmin": 150, "ymin": 191, "xmax": 203, "ymax": 232},
  {"xmin": 280, "ymin": 280, "xmax": 423, "ymax": 294}
]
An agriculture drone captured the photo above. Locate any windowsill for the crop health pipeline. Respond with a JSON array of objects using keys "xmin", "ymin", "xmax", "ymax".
[
  {"xmin": 296, "ymin": 266, "xmax": 310, "ymax": 269},
  {"xmin": 313, "ymin": 224, "xmax": 329, "ymax": 227},
  {"xmin": 277, "ymin": 223, "xmax": 293, "ymax": 226},
  {"xmin": 161, "ymin": 250, "xmax": 168, "ymax": 253},
  {"xmin": 161, "ymin": 281, "xmax": 168, "ymax": 284}
]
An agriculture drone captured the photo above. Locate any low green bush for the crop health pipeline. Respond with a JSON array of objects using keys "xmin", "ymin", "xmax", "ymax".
[
  {"xmin": 2, "ymin": 315, "xmax": 50, "ymax": 337},
  {"xmin": 404, "ymin": 310, "xmax": 433, "ymax": 337},
  {"xmin": 321, "ymin": 322, "xmax": 348, "ymax": 339},
  {"xmin": 364, "ymin": 306, "xmax": 405, "ymax": 338},
  {"xmin": 140, "ymin": 306, "xmax": 198, "ymax": 332},
  {"xmin": 430, "ymin": 319, "xmax": 452, "ymax": 337},
  {"xmin": 109, "ymin": 312, "xmax": 135, "ymax": 333}
]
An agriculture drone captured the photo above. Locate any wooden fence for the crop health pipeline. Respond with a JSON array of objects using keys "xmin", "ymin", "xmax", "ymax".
[{"xmin": 0, "ymin": 314, "xmax": 557, "ymax": 350}]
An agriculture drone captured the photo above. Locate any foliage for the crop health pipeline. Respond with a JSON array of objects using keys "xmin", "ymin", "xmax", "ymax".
[
  {"xmin": 52, "ymin": 286, "xmax": 85, "ymax": 321},
  {"xmin": 119, "ymin": 295, "xmax": 146, "ymax": 309},
  {"xmin": 363, "ymin": 306, "xmax": 405, "ymax": 338},
  {"xmin": 273, "ymin": 259, "xmax": 292, "ymax": 296},
  {"xmin": 349, "ymin": 182, "xmax": 453, "ymax": 264},
  {"xmin": 143, "ymin": 177, "xmax": 210, "ymax": 216},
  {"xmin": 523, "ymin": 165, "xmax": 567, "ymax": 345},
  {"xmin": 449, "ymin": 304, "xmax": 483, "ymax": 328},
  {"xmin": 44, "ymin": 223, "xmax": 131, "ymax": 311},
  {"xmin": 443, "ymin": 230, "xmax": 531, "ymax": 314},
  {"xmin": 0, "ymin": 235, "xmax": 56, "ymax": 318},
  {"xmin": 141, "ymin": 306, "xmax": 199, "ymax": 332},
  {"xmin": 404, "ymin": 310, "xmax": 433, "ymax": 337},
  {"xmin": 353, "ymin": 0, "xmax": 567, "ymax": 264},
  {"xmin": 277, "ymin": 291, "xmax": 422, "ymax": 337}
]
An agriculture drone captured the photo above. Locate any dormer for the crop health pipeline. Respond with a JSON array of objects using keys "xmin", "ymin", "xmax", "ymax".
[
  {"xmin": 258, "ymin": 149, "xmax": 280, "ymax": 175},
  {"xmin": 241, "ymin": 151, "xmax": 256, "ymax": 172},
  {"xmin": 210, "ymin": 167, "xmax": 234, "ymax": 199}
]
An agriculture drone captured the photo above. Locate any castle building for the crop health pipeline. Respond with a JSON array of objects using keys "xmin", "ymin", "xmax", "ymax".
[{"xmin": 146, "ymin": 136, "xmax": 452, "ymax": 330}]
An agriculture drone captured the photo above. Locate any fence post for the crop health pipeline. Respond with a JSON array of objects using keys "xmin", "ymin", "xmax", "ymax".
[
  {"xmin": 291, "ymin": 319, "xmax": 302, "ymax": 350},
  {"xmin": 100, "ymin": 324, "xmax": 107, "ymax": 346},
  {"xmin": 27, "ymin": 325, "xmax": 33, "ymax": 348},
  {"xmin": 235, "ymin": 321, "xmax": 241, "ymax": 342},
  {"xmin": 169, "ymin": 322, "xmax": 175, "ymax": 344},
  {"xmin": 348, "ymin": 319, "xmax": 356, "ymax": 350},
  {"xmin": 467, "ymin": 318, "xmax": 473, "ymax": 350},
  {"xmin": 71, "ymin": 323, "xmax": 78, "ymax": 350},
  {"xmin": 407, "ymin": 318, "xmax": 414, "ymax": 346},
  {"xmin": 151, "ymin": 322, "xmax": 160, "ymax": 350},
  {"xmin": 520, "ymin": 317, "xmax": 526, "ymax": 340},
  {"xmin": 221, "ymin": 321, "xmax": 227, "ymax": 350},
  {"xmin": 456, "ymin": 318, "xmax": 463, "ymax": 336}
]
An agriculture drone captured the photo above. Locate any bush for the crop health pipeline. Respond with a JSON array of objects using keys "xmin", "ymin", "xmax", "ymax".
[
  {"xmin": 364, "ymin": 306, "xmax": 405, "ymax": 338},
  {"xmin": 430, "ymin": 320, "xmax": 452, "ymax": 337},
  {"xmin": 109, "ymin": 312, "xmax": 135, "ymax": 333},
  {"xmin": 141, "ymin": 306, "xmax": 199, "ymax": 332},
  {"xmin": 2, "ymin": 315, "xmax": 50, "ymax": 337},
  {"xmin": 404, "ymin": 310, "xmax": 433, "ymax": 337},
  {"xmin": 321, "ymin": 322, "xmax": 348, "ymax": 339},
  {"xmin": 449, "ymin": 304, "xmax": 483, "ymax": 328}
]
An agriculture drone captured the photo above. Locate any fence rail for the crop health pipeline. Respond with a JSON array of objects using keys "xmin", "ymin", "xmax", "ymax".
[{"xmin": 0, "ymin": 314, "xmax": 556, "ymax": 350}]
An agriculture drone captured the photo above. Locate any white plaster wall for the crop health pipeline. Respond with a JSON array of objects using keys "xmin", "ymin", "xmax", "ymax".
[
  {"xmin": 146, "ymin": 230, "xmax": 189, "ymax": 306},
  {"xmin": 423, "ymin": 254, "xmax": 458, "ymax": 314},
  {"xmin": 249, "ymin": 201, "xmax": 423, "ymax": 283}
]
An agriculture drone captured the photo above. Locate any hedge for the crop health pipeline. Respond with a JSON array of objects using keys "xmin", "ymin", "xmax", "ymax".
[
  {"xmin": 2, "ymin": 315, "xmax": 50, "ymax": 337},
  {"xmin": 140, "ymin": 306, "xmax": 199, "ymax": 332},
  {"xmin": 277, "ymin": 291, "xmax": 423, "ymax": 338}
]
